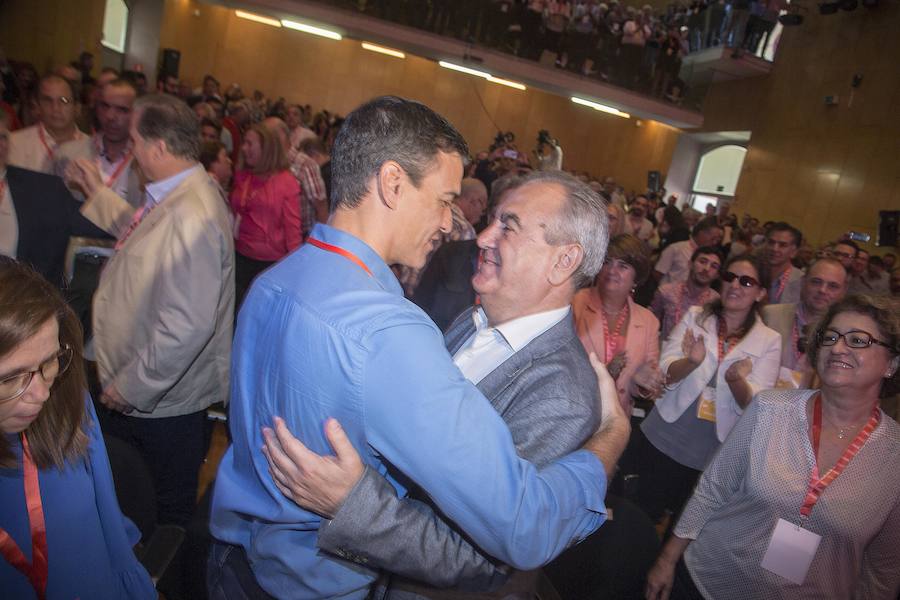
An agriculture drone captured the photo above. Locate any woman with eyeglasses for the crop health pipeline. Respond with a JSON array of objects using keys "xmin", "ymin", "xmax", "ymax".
[
  {"xmin": 0, "ymin": 259, "xmax": 155, "ymax": 599},
  {"xmin": 631, "ymin": 254, "xmax": 781, "ymax": 526},
  {"xmin": 645, "ymin": 294, "xmax": 900, "ymax": 600}
]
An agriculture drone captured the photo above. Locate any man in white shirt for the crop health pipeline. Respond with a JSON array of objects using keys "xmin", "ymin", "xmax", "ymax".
[
  {"xmin": 9, "ymin": 74, "xmax": 86, "ymax": 174},
  {"xmin": 655, "ymin": 217, "xmax": 724, "ymax": 285}
]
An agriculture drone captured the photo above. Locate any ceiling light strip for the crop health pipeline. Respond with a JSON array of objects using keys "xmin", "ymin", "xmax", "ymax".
[
  {"xmin": 281, "ymin": 19, "xmax": 342, "ymax": 40},
  {"xmin": 235, "ymin": 10, "xmax": 282, "ymax": 28},
  {"xmin": 438, "ymin": 61, "xmax": 491, "ymax": 79},
  {"xmin": 571, "ymin": 96, "xmax": 630, "ymax": 118},
  {"xmin": 361, "ymin": 42, "xmax": 406, "ymax": 58},
  {"xmin": 486, "ymin": 76, "xmax": 526, "ymax": 90}
]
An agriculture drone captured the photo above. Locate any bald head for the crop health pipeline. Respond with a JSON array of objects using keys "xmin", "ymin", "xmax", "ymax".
[
  {"xmin": 262, "ymin": 117, "xmax": 291, "ymax": 151},
  {"xmin": 455, "ymin": 177, "xmax": 488, "ymax": 225}
]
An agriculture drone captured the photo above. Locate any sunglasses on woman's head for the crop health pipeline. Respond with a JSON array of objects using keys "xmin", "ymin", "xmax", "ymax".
[{"xmin": 721, "ymin": 271, "xmax": 760, "ymax": 288}]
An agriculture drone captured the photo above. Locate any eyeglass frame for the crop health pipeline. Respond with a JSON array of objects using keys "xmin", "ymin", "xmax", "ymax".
[
  {"xmin": 721, "ymin": 270, "xmax": 761, "ymax": 288},
  {"xmin": 0, "ymin": 344, "xmax": 74, "ymax": 403},
  {"xmin": 816, "ymin": 328, "xmax": 894, "ymax": 351}
]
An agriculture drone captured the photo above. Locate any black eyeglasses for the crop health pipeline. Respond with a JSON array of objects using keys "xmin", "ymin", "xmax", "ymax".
[
  {"xmin": 817, "ymin": 329, "xmax": 893, "ymax": 350},
  {"xmin": 721, "ymin": 271, "xmax": 760, "ymax": 288},
  {"xmin": 0, "ymin": 345, "xmax": 73, "ymax": 403}
]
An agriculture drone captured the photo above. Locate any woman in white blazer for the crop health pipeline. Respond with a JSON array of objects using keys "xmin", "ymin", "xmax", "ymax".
[{"xmin": 632, "ymin": 254, "xmax": 781, "ymax": 523}]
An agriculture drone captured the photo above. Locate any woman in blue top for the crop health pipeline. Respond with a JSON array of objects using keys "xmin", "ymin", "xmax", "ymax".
[{"xmin": 0, "ymin": 258, "xmax": 155, "ymax": 599}]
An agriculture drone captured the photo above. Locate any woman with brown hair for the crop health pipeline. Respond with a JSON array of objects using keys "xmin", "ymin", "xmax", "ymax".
[
  {"xmin": 634, "ymin": 254, "xmax": 781, "ymax": 525},
  {"xmin": 229, "ymin": 123, "xmax": 301, "ymax": 308},
  {"xmin": 573, "ymin": 234, "xmax": 665, "ymax": 415},
  {"xmin": 646, "ymin": 294, "xmax": 900, "ymax": 599},
  {"xmin": 0, "ymin": 258, "xmax": 154, "ymax": 599}
]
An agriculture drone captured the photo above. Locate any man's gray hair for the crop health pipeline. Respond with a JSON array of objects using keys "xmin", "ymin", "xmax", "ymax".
[
  {"xmin": 521, "ymin": 170, "xmax": 609, "ymax": 289},
  {"xmin": 134, "ymin": 94, "xmax": 200, "ymax": 161}
]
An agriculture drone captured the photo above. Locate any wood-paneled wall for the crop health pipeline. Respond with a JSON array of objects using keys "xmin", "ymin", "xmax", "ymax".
[
  {"xmin": 701, "ymin": 5, "xmax": 900, "ymax": 249},
  {"xmin": 0, "ymin": 0, "xmax": 106, "ymax": 74},
  {"xmin": 159, "ymin": 0, "xmax": 680, "ymax": 191}
]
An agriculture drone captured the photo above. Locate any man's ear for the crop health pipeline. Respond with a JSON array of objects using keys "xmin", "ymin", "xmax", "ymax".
[
  {"xmin": 376, "ymin": 161, "xmax": 404, "ymax": 210},
  {"xmin": 549, "ymin": 243, "xmax": 583, "ymax": 286}
]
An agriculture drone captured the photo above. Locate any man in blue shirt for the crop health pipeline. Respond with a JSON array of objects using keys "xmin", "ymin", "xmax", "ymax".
[{"xmin": 208, "ymin": 96, "xmax": 629, "ymax": 599}]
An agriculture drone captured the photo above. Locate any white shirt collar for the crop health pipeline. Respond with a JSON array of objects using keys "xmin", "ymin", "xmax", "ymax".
[
  {"xmin": 472, "ymin": 304, "xmax": 571, "ymax": 352},
  {"xmin": 145, "ymin": 164, "xmax": 199, "ymax": 207}
]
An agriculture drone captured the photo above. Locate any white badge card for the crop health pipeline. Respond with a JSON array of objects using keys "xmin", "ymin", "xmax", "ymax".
[{"xmin": 760, "ymin": 518, "xmax": 822, "ymax": 585}]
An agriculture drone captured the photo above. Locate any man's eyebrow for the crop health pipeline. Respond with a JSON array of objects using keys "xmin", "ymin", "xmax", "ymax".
[{"xmin": 499, "ymin": 212, "xmax": 522, "ymax": 229}]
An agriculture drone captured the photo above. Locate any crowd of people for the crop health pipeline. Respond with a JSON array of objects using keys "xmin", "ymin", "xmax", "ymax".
[
  {"xmin": 0, "ymin": 52, "xmax": 898, "ymax": 600},
  {"xmin": 322, "ymin": 0, "xmax": 785, "ymax": 103}
]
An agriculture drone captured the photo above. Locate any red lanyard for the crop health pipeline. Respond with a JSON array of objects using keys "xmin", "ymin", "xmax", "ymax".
[
  {"xmin": 307, "ymin": 237, "xmax": 373, "ymax": 277},
  {"xmin": 0, "ymin": 179, "xmax": 6, "ymax": 209},
  {"xmin": 114, "ymin": 201, "xmax": 156, "ymax": 250},
  {"xmin": 37, "ymin": 127, "xmax": 55, "ymax": 162},
  {"xmin": 0, "ymin": 435, "xmax": 49, "ymax": 600},
  {"xmin": 672, "ymin": 283, "xmax": 711, "ymax": 329},
  {"xmin": 801, "ymin": 393, "xmax": 880, "ymax": 519},
  {"xmin": 94, "ymin": 136, "xmax": 132, "ymax": 188},
  {"xmin": 771, "ymin": 267, "xmax": 791, "ymax": 303},
  {"xmin": 716, "ymin": 317, "xmax": 738, "ymax": 362},
  {"xmin": 600, "ymin": 302, "xmax": 629, "ymax": 362}
]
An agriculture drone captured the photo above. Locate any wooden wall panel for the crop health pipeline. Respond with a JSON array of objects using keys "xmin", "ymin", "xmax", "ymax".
[
  {"xmin": 1, "ymin": 0, "xmax": 106, "ymax": 74},
  {"xmin": 158, "ymin": 0, "xmax": 679, "ymax": 192},
  {"xmin": 702, "ymin": 2, "xmax": 900, "ymax": 248}
]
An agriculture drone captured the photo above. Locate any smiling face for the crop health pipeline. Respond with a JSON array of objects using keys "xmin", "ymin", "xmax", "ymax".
[
  {"xmin": 393, "ymin": 151, "xmax": 463, "ymax": 269},
  {"xmin": 816, "ymin": 311, "xmax": 898, "ymax": 397},
  {"xmin": 598, "ymin": 257, "xmax": 636, "ymax": 296},
  {"xmin": 473, "ymin": 181, "xmax": 571, "ymax": 322},
  {"xmin": 37, "ymin": 77, "xmax": 77, "ymax": 134},
  {"xmin": 0, "ymin": 319, "xmax": 59, "ymax": 434},
  {"xmin": 720, "ymin": 260, "xmax": 765, "ymax": 312},
  {"xmin": 241, "ymin": 129, "xmax": 263, "ymax": 170}
]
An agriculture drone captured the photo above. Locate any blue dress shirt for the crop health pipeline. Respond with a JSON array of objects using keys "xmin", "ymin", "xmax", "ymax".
[{"xmin": 210, "ymin": 223, "xmax": 608, "ymax": 599}]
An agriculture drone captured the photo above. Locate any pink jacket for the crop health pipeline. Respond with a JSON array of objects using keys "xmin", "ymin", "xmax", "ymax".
[
  {"xmin": 230, "ymin": 169, "xmax": 301, "ymax": 261},
  {"xmin": 572, "ymin": 289, "xmax": 661, "ymax": 414}
]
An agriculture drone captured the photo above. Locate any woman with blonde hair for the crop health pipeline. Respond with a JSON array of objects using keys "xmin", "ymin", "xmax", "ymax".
[
  {"xmin": 0, "ymin": 259, "xmax": 154, "ymax": 598},
  {"xmin": 230, "ymin": 123, "xmax": 301, "ymax": 309}
]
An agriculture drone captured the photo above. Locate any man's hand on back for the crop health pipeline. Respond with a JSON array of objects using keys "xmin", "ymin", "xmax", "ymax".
[
  {"xmin": 583, "ymin": 352, "xmax": 631, "ymax": 479},
  {"xmin": 262, "ymin": 417, "xmax": 365, "ymax": 518}
]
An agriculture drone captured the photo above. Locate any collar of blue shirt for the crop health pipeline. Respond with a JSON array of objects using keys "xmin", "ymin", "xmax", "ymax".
[
  {"xmin": 144, "ymin": 164, "xmax": 199, "ymax": 208},
  {"xmin": 308, "ymin": 222, "xmax": 404, "ymax": 296}
]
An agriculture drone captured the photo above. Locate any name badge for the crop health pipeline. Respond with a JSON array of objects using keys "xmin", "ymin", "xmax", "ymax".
[
  {"xmin": 760, "ymin": 518, "xmax": 821, "ymax": 584},
  {"xmin": 696, "ymin": 387, "xmax": 716, "ymax": 422}
]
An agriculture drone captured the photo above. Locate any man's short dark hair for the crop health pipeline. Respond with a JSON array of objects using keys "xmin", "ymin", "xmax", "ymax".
[
  {"xmin": 691, "ymin": 216, "xmax": 722, "ymax": 239},
  {"xmin": 329, "ymin": 96, "xmax": 469, "ymax": 212},
  {"xmin": 199, "ymin": 140, "xmax": 226, "ymax": 171},
  {"xmin": 691, "ymin": 245, "xmax": 725, "ymax": 264},
  {"xmin": 134, "ymin": 94, "xmax": 200, "ymax": 160},
  {"xmin": 834, "ymin": 239, "xmax": 859, "ymax": 256},
  {"xmin": 203, "ymin": 74, "xmax": 219, "ymax": 86},
  {"xmin": 200, "ymin": 117, "xmax": 221, "ymax": 134},
  {"xmin": 766, "ymin": 221, "xmax": 802, "ymax": 247}
]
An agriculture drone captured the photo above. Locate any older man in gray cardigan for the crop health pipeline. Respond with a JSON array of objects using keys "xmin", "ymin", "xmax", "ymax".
[{"xmin": 261, "ymin": 171, "xmax": 624, "ymax": 598}]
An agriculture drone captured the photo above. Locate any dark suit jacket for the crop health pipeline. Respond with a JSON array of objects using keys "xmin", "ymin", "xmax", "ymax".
[
  {"xmin": 317, "ymin": 308, "xmax": 602, "ymax": 596},
  {"xmin": 412, "ymin": 239, "xmax": 478, "ymax": 332},
  {"xmin": 6, "ymin": 165, "xmax": 109, "ymax": 286}
]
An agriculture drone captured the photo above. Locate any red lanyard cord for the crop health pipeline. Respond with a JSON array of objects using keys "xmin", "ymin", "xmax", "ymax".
[
  {"xmin": 307, "ymin": 237, "xmax": 373, "ymax": 277},
  {"xmin": 0, "ymin": 434, "xmax": 49, "ymax": 600},
  {"xmin": 801, "ymin": 393, "xmax": 880, "ymax": 519}
]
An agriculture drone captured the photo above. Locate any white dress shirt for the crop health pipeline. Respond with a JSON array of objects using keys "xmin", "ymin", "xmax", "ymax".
[{"xmin": 453, "ymin": 305, "xmax": 571, "ymax": 384}]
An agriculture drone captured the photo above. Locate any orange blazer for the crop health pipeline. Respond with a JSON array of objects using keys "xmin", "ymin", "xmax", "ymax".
[{"xmin": 572, "ymin": 289, "xmax": 661, "ymax": 414}]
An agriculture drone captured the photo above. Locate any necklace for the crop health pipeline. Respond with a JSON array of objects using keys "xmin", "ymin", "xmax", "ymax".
[{"xmin": 822, "ymin": 412, "xmax": 868, "ymax": 440}]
